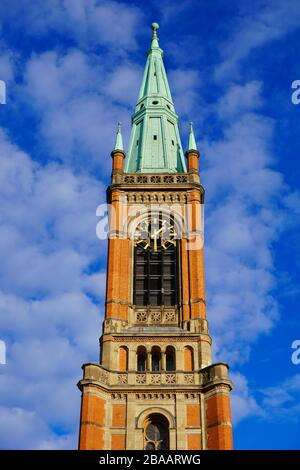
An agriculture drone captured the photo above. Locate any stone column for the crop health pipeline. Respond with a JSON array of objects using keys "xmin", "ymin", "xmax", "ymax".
[
  {"xmin": 147, "ymin": 351, "xmax": 152, "ymax": 371},
  {"xmin": 161, "ymin": 351, "xmax": 166, "ymax": 371}
]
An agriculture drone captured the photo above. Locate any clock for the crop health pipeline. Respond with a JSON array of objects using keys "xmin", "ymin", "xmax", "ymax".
[{"xmin": 134, "ymin": 216, "xmax": 177, "ymax": 252}]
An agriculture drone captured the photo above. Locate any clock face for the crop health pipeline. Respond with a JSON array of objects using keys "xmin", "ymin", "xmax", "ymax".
[{"xmin": 134, "ymin": 216, "xmax": 177, "ymax": 252}]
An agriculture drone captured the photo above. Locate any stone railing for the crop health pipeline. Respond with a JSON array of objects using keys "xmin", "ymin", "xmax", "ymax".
[
  {"xmin": 135, "ymin": 308, "xmax": 177, "ymax": 325},
  {"xmin": 82, "ymin": 364, "xmax": 200, "ymax": 387},
  {"xmin": 122, "ymin": 173, "xmax": 189, "ymax": 185}
]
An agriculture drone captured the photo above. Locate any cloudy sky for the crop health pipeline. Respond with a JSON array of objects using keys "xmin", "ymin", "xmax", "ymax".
[{"xmin": 0, "ymin": 0, "xmax": 300, "ymax": 450}]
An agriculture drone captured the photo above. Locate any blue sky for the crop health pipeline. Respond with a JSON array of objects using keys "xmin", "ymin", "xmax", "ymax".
[{"xmin": 0, "ymin": 0, "xmax": 299, "ymax": 450}]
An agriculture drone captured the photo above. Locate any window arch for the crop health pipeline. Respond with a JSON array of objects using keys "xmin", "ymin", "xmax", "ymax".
[
  {"xmin": 137, "ymin": 346, "xmax": 147, "ymax": 372},
  {"xmin": 166, "ymin": 346, "xmax": 176, "ymax": 371},
  {"xmin": 118, "ymin": 346, "xmax": 128, "ymax": 371},
  {"xmin": 151, "ymin": 346, "xmax": 161, "ymax": 372},
  {"xmin": 183, "ymin": 346, "xmax": 194, "ymax": 372},
  {"xmin": 143, "ymin": 413, "xmax": 169, "ymax": 450}
]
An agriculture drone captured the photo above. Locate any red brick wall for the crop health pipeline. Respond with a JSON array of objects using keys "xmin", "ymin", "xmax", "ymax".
[
  {"xmin": 205, "ymin": 393, "xmax": 233, "ymax": 450},
  {"xmin": 79, "ymin": 393, "xmax": 106, "ymax": 450}
]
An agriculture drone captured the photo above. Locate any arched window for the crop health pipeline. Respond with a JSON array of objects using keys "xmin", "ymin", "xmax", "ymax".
[
  {"xmin": 137, "ymin": 346, "xmax": 147, "ymax": 372},
  {"xmin": 134, "ymin": 214, "xmax": 178, "ymax": 307},
  {"xmin": 166, "ymin": 346, "xmax": 176, "ymax": 371},
  {"xmin": 151, "ymin": 346, "xmax": 161, "ymax": 372},
  {"xmin": 118, "ymin": 346, "xmax": 128, "ymax": 371},
  {"xmin": 143, "ymin": 413, "xmax": 169, "ymax": 450},
  {"xmin": 183, "ymin": 346, "xmax": 194, "ymax": 372}
]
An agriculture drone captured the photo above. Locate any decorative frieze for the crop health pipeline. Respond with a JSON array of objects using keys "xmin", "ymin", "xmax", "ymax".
[
  {"xmin": 164, "ymin": 311, "xmax": 176, "ymax": 322},
  {"xmin": 125, "ymin": 192, "xmax": 187, "ymax": 204},
  {"xmin": 123, "ymin": 174, "xmax": 189, "ymax": 185},
  {"xmin": 165, "ymin": 374, "xmax": 176, "ymax": 384},
  {"xmin": 184, "ymin": 393, "xmax": 198, "ymax": 399},
  {"xmin": 113, "ymin": 336, "xmax": 199, "ymax": 342},
  {"xmin": 150, "ymin": 374, "xmax": 161, "ymax": 384},
  {"xmin": 117, "ymin": 374, "xmax": 128, "ymax": 384},
  {"xmin": 150, "ymin": 311, "xmax": 161, "ymax": 323},
  {"xmin": 136, "ymin": 374, "xmax": 146, "ymax": 384},
  {"xmin": 111, "ymin": 393, "xmax": 127, "ymax": 400},
  {"xmin": 136, "ymin": 311, "xmax": 147, "ymax": 322},
  {"xmin": 184, "ymin": 374, "xmax": 195, "ymax": 384},
  {"xmin": 135, "ymin": 393, "xmax": 176, "ymax": 400},
  {"xmin": 98, "ymin": 370, "xmax": 109, "ymax": 385},
  {"xmin": 135, "ymin": 308, "xmax": 177, "ymax": 325}
]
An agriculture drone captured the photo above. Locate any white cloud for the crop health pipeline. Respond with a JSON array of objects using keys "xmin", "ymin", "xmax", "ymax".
[
  {"xmin": 105, "ymin": 63, "xmax": 143, "ymax": 106},
  {"xmin": 231, "ymin": 372, "xmax": 263, "ymax": 424},
  {"xmin": 215, "ymin": 0, "xmax": 300, "ymax": 79},
  {"xmin": 0, "ymin": 0, "xmax": 144, "ymax": 51},
  {"xmin": 217, "ymin": 81, "xmax": 263, "ymax": 118},
  {"xmin": 202, "ymin": 83, "xmax": 296, "ymax": 366},
  {"xmin": 23, "ymin": 49, "xmax": 135, "ymax": 168},
  {"xmin": 0, "ymin": 50, "xmax": 15, "ymax": 83},
  {"xmin": 169, "ymin": 69, "xmax": 201, "ymax": 116},
  {"xmin": 0, "ymin": 406, "xmax": 76, "ymax": 450},
  {"xmin": 0, "ymin": 128, "xmax": 107, "ymax": 296},
  {"xmin": 0, "ymin": 128, "xmax": 106, "ymax": 448},
  {"xmin": 260, "ymin": 374, "xmax": 300, "ymax": 419}
]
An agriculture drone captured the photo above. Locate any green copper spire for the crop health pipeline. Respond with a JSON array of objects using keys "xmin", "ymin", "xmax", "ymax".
[
  {"xmin": 188, "ymin": 122, "xmax": 198, "ymax": 151},
  {"xmin": 114, "ymin": 122, "xmax": 124, "ymax": 151},
  {"xmin": 125, "ymin": 23, "xmax": 187, "ymax": 173}
]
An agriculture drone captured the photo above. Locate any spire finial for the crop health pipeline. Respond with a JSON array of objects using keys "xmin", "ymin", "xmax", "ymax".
[
  {"xmin": 188, "ymin": 121, "xmax": 198, "ymax": 151},
  {"xmin": 151, "ymin": 22, "xmax": 160, "ymax": 49},
  {"xmin": 114, "ymin": 121, "xmax": 124, "ymax": 151}
]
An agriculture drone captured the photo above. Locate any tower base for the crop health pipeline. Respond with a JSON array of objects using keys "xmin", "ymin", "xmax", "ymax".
[{"xmin": 78, "ymin": 362, "xmax": 233, "ymax": 450}]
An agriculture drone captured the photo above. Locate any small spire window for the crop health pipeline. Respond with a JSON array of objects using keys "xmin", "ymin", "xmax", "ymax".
[{"xmin": 153, "ymin": 135, "xmax": 157, "ymax": 140}]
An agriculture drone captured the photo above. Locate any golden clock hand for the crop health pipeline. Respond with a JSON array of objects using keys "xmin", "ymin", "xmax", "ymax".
[
  {"xmin": 151, "ymin": 226, "xmax": 167, "ymax": 238},
  {"xmin": 152, "ymin": 226, "xmax": 166, "ymax": 252}
]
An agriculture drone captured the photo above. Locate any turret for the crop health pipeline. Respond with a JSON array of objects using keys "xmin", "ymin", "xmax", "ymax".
[
  {"xmin": 111, "ymin": 122, "xmax": 125, "ymax": 182},
  {"xmin": 185, "ymin": 122, "xmax": 200, "ymax": 183}
]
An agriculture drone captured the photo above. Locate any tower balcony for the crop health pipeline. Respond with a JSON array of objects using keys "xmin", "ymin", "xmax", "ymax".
[{"xmin": 79, "ymin": 362, "xmax": 232, "ymax": 391}]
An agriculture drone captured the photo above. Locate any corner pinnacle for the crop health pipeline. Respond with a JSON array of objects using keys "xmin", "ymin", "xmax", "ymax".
[
  {"xmin": 114, "ymin": 121, "xmax": 124, "ymax": 151},
  {"xmin": 187, "ymin": 121, "xmax": 198, "ymax": 151}
]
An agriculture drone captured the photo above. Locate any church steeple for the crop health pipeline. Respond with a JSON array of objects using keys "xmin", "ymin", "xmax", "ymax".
[
  {"xmin": 78, "ymin": 22, "xmax": 233, "ymax": 452},
  {"xmin": 125, "ymin": 23, "xmax": 187, "ymax": 173}
]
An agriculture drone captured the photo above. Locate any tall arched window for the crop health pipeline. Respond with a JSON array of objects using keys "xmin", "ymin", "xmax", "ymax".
[
  {"xmin": 137, "ymin": 346, "xmax": 147, "ymax": 371},
  {"xmin": 143, "ymin": 413, "xmax": 169, "ymax": 450},
  {"xmin": 134, "ymin": 214, "xmax": 178, "ymax": 307},
  {"xmin": 118, "ymin": 346, "xmax": 128, "ymax": 371},
  {"xmin": 151, "ymin": 346, "xmax": 161, "ymax": 372},
  {"xmin": 166, "ymin": 346, "xmax": 176, "ymax": 371},
  {"xmin": 183, "ymin": 346, "xmax": 194, "ymax": 372}
]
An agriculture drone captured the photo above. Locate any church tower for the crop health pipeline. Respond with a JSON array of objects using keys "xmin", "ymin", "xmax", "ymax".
[{"xmin": 78, "ymin": 23, "xmax": 233, "ymax": 451}]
